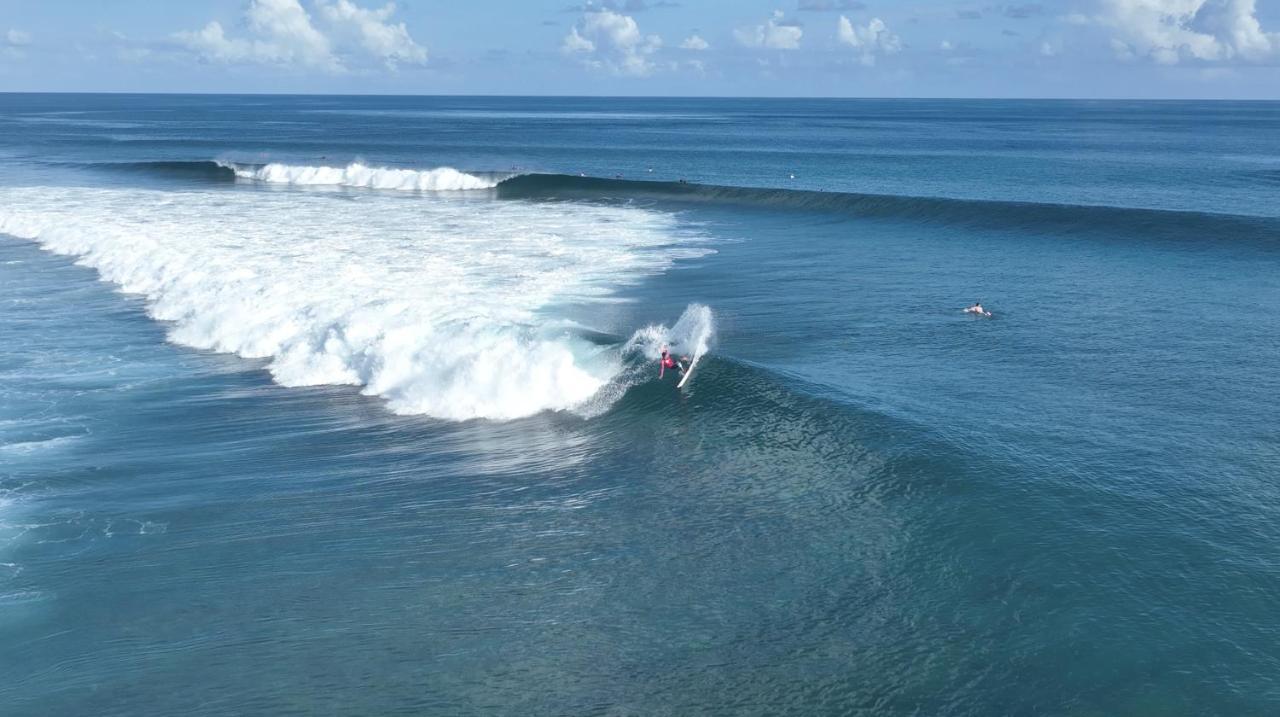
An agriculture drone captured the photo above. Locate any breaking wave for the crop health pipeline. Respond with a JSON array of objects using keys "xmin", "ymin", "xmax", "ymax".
[
  {"xmin": 0, "ymin": 186, "xmax": 712, "ymax": 421},
  {"xmin": 221, "ymin": 161, "xmax": 500, "ymax": 191}
]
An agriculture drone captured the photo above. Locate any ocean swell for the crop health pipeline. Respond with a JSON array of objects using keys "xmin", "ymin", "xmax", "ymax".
[{"xmin": 496, "ymin": 173, "xmax": 1280, "ymax": 240}]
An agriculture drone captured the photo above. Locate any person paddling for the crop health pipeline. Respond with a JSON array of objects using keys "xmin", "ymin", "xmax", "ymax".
[{"xmin": 964, "ymin": 300, "xmax": 992, "ymax": 317}]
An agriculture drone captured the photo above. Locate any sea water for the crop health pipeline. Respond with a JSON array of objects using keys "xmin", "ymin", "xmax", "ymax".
[{"xmin": 1, "ymin": 95, "xmax": 1278, "ymax": 715}]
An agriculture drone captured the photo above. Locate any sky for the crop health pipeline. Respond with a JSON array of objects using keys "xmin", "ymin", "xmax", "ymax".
[{"xmin": 0, "ymin": 0, "xmax": 1277, "ymax": 98}]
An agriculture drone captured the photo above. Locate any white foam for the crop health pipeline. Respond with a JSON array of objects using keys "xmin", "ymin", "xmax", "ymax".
[
  {"xmin": 0, "ymin": 186, "xmax": 710, "ymax": 420},
  {"xmin": 625, "ymin": 303, "xmax": 716, "ymax": 364},
  {"xmin": 570, "ymin": 303, "xmax": 717, "ymax": 410},
  {"xmin": 224, "ymin": 161, "xmax": 499, "ymax": 192}
]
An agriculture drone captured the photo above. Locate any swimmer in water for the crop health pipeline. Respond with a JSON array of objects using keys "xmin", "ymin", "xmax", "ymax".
[{"xmin": 964, "ymin": 301, "xmax": 992, "ymax": 317}]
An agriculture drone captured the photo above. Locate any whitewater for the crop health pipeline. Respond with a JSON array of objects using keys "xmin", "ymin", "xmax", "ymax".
[
  {"xmin": 224, "ymin": 161, "xmax": 501, "ymax": 191},
  {"xmin": 0, "ymin": 177, "xmax": 711, "ymax": 420}
]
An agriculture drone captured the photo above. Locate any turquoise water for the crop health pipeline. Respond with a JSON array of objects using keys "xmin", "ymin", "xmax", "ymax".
[{"xmin": 1, "ymin": 95, "xmax": 1279, "ymax": 715}]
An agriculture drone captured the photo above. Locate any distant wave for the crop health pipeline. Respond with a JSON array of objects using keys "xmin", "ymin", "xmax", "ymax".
[
  {"xmin": 221, "ymin": 161, "xmax": 501, "ymax": 191},
  {"xmin": 496, "ymin": 174, "xmax": 1280, "ymax": 239},
  {"xmin": 68, "ymin": 160, "xmax": 238, "ymax": 182},
  {"xmin": 1247, "ymin": 169, "xmax": 1280, "ymax": 186},
  {"xmin": 62, "ymin": 160, "xmax": 1279, "ymax": 239},
  {"xmin": 69, "ymin": 160, "xmax": 501, "ymax": 192}
]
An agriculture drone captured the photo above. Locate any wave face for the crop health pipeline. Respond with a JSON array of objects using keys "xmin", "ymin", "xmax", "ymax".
[
  {"xmin": 0, "ymin": 186, "xmax": 710, "ymax": 420},
  {"xmin": 77, "ymin": 160, "xmax": 239, "ymax": 182},
  {"xmin": 224, "ymin": 161, "xmax": 500, "ymax": 191},
  {"xmin": 496, "ymin": 173, "xmax": 1280, "ymax": 240}
]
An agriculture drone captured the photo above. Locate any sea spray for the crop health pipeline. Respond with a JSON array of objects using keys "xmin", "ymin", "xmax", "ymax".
[
  {"xmin": 572, "ymin": 304, "xmax": 717, "ymax": 417},
  {"xmin": 624, "ymin": 303, "xmax": 716, "ymax": 363}
]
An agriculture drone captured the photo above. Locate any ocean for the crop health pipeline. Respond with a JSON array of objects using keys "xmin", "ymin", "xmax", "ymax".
[{"xmin": 1, "ymin": 94, "xmax": 1278, "ymax": 715}]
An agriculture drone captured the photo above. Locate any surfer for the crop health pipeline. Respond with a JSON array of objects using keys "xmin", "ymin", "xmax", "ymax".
[
  {"xmin": 658, "ymin": 346, "xmax": 689, "ymax": 379},
  {"xmin": 964, "ymin": 301, "xmax": 992, "ymax": 317}
]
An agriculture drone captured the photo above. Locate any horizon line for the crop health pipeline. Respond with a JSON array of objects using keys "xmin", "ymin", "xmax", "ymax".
[{"xmin": 0, "ymin": 91, "xmax": 1277, "ymax": 102}]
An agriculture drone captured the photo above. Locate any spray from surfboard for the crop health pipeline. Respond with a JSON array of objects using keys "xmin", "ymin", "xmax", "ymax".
[
  {"xmin": 624, "ymin": 303, "xmax": 715, "ymax": 388},
  {"xmin": 569, "ymin": 304, "xmax": 715, "ymax": 418}
]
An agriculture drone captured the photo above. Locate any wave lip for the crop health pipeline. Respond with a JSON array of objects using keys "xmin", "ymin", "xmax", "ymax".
[{"xmin": 224, "ymin": 161, "xmax": 500, "ymax": 192}]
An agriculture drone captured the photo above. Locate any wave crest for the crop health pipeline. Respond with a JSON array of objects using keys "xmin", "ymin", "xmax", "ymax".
[{"xmin": 223, "ymin": 161, "xmax": 500, "ymax": 192}]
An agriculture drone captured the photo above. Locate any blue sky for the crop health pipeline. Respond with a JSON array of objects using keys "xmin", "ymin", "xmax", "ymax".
[{"xmin": 1, "ymin": 0, "xmax": 1277, "ymax": 97}]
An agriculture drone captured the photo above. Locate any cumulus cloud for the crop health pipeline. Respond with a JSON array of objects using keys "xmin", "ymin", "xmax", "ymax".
[
  {"xmin": 174, "ymin": 0, "xmax": 427, "ymax": 72},
  {"xmin": 561, "ymin": 9, "xmax": 662, "ymax": 76},
  {"xmin": 562, "ymin": 27, "xmax": 596, "ymax": 53},
  {"xmin": 319, "ymin": 1, "xmax": 426, "ymax": 68},
  {"xmin": 175, "ymin": 0, "xmax": 338, "ymax": 69},
  {"xmin": 3, "ymin": 28, "xmax": 29, "ymax": 59},
  {"xmin": 680, "ymin": 34, "xmax": 709, "ymax": 50},
  {"xmin": 735, "ymin": 10, "xmax": 803, "ymax": 50},
  {"xmin": 1102, "ymin": 0, "xmax": 1278, "ymax": 64},
  {"xmin": 837, "ymin": 15, "xmax": 901, "ymax": 65}
]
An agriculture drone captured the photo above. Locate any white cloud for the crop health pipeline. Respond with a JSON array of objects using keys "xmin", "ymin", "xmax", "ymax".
[
  {"xmin": 175, "ymin": 0, "xmax": 339, "ymax": 70},
  {"xmin": 174, "ymin": 0, "xmax": 428, "ymax": 72},
  {"xmin": 246, "ymin": 0, "xmax": 336, "ymax": 65},
  {"xmin": 940, "ymin": 39, "xmax": 954, "ymax": 50},
  {"xmin": 837, "ymin": 15, "xmax": 900, "ymax": 65},
  {"xmin": 562, "ymin": 27, "xmax": 596, "ymax": 53},
  {"xmin": 1102, "ymin": 0, "xmax": 1278, "ymax": 64},
  {"xmin": 318, "ymin": 1, "xmax": 426, "ymax": 69},
  {"xmin": 735, "ymin": 10, "xmax": 803, "ymax": 50},
  {"xmin": 174, "ymin": 22, "xmax": 265, "ymax": 64},
  {"xmin": 680, "ymin": 34, "xmax": 710, "ymax": 50},
  {"xmin": 3, "ymin": 29, "xmax": 28, "ymax": 59},
  {"xmin": 561, "ymin": 9, "xmax": 662, "ymax": 76}
]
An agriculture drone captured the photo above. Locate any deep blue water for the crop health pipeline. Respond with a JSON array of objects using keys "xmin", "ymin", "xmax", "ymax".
[{"xmin": 1, "ymin": 94, "xmax": 1279, "ymax": 716}]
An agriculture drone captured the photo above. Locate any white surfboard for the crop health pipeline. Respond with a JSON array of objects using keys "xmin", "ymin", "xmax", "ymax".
[{"xmin": 677, "ymin": 355, "xmax": 701, "ymax": 388}]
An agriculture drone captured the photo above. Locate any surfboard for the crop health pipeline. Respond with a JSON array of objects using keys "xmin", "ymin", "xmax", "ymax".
[{"xmin": 677, "ymin": 355, "xmax": 701, "ymax": 388}]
